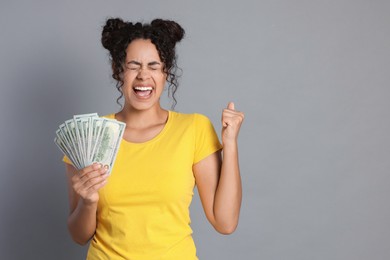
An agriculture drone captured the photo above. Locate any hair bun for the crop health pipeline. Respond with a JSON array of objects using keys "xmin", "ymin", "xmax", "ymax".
[
  {"xmin": 101, "ymin": 18, "xmax": 129, "ymax": 51},
  {"xmin": 151, "ymin": 19, "xmax": 185, "ymax": 44}
]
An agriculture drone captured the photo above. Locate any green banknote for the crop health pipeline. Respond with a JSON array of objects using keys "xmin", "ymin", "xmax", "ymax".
[{"xmin": 54, "ymin": 113, "xmax": 125, "ymax": 174}]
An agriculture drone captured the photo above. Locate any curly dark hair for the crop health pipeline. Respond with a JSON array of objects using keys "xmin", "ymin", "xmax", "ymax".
[{"xmin": 101, "ymin": 18, "xmax": 185, "ymax": 109}]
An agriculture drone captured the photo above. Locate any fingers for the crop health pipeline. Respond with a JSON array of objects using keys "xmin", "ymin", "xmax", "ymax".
[
  {"xmin": 72, "ymin": 163, "xmax": 109, "ymax": 197},
  {"xmin": 222, "ymin": 110, "xmax": 245, "ymax": 127},
  {"xmin": 81, "ymin": 167, "xmax": 108, "ymax": 190},
  {"xmin": 222, "ymin": 102, "xmax": 244, "ymax": 127},
  {"xmin": 221, "ymin": 101, "xmax": 244, "ymax": 143},
  {"xmin": 79, "ymin": 163, "xmax": 105, "ymax": 178}
]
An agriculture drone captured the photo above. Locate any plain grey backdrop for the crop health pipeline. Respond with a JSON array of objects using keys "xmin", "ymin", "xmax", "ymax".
[{"xmin": 1, "ymin": 0, "xmax": 389, "ymax": 259}]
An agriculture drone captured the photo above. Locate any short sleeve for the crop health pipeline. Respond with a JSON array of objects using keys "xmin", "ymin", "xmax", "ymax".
[
  {"xmin": 193, "ymin": 113, "xmax": 223, "ymax": 164},
  {"xmin": 62, "ymin": 155, "xmax": 73, "ymax": 165}
]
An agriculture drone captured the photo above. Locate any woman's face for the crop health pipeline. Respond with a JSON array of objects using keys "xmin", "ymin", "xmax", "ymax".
[{"xmin": 122, "ymin": 39, "xmax": 167, "ymax": 111}]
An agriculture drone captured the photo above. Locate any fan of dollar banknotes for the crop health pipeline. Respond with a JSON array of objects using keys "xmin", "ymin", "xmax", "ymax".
[{"xmin": 54, "ymin": 113, "xmax": 126, "ymax": 173}]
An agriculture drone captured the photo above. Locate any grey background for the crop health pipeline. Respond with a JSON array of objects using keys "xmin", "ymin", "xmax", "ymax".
[{"xmin": 1, "ymin": 0, "xmax": 389, "ymax": 259}]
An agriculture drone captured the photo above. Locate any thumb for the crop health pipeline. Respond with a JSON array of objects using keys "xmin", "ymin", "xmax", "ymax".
[{"xmin": 227, "ymin": 101, "xmax": 235, "ymax": 110}]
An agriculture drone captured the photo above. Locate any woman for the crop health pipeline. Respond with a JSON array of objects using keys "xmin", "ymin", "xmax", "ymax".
[{"xmin": 64, "ymin": 18, "xmax": 244, "ymax": 259}]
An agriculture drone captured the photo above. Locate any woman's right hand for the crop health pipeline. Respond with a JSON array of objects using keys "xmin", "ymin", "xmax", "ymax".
[{"xmin": 71, "ymin": 163, "xmax": 109, "ymax": 205}]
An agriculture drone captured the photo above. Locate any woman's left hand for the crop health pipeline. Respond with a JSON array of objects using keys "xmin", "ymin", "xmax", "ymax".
[{"xmin": 221, "ymin": 102, "xmax": 244, "ymax": 146}]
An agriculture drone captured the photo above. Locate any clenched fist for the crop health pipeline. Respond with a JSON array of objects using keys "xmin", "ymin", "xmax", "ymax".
[{"xmin": 221, "ymin": 102, "xmax": 244, "ymax": 146}]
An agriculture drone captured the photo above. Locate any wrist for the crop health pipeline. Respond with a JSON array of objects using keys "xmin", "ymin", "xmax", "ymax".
[
  {"xmin": 222, "ymin": 139, "xmax": 238, "ymax": 148},
  {"xmin": 80, "ymin": 198, "xmax": 98, "ymax": 209}
]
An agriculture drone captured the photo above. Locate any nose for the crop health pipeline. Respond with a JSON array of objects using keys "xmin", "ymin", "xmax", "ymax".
[{"xmin": 136, "ymin": 67, "xmax": 151, "ymax": 80}]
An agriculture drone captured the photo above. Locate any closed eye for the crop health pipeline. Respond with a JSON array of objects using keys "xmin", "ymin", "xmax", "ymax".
[
  {"xmin": 126, "ymin": 60, "xmax": 162, "ymax": 71},
  {"xmin": 127, "ymin": 61, "xmax": 141, "ymax": 70},
  {"xmin": 149, "ymin": 66, "xmax": 160, "ymax": 71}
]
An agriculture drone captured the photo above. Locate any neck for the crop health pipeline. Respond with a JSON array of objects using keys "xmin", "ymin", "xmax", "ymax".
[{"xmin": 116, "ymin": 105, "xmax": 168, "ymax": 129}]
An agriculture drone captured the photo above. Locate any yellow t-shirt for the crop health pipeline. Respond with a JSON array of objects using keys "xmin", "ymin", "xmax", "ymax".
[{"xmin": 63, "ymin": 111, "xmax": 222, "ymax": 259}]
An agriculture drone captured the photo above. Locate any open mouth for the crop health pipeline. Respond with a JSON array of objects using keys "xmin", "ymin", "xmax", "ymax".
[{"xmin": 133, "ymin": 86, "xmax": 153, "ymax": 98}]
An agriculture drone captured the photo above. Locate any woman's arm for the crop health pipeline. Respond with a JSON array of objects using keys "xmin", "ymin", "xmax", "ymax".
[
  {"xmin": 193, "ymin": 102, "xmax": 244, "ymax": 234},
  {"xmin": 66, "ymin": 163, "xmax": 109, "ymax": 244}
]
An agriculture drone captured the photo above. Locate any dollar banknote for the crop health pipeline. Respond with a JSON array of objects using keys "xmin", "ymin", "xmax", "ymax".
[{"xmin": 54, "ymin": 113, "xmax": 125, "ymax": 174}]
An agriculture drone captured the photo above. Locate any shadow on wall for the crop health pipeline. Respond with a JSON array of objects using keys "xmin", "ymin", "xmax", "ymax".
[{"xmin": 1, "ymin": 46, "xmax": 88, "ymax": 259}]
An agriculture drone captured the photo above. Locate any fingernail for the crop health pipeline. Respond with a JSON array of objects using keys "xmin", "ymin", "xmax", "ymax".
[{"xmin": 101, "ymin": 166, "xmax": 109, "ymax": 174}]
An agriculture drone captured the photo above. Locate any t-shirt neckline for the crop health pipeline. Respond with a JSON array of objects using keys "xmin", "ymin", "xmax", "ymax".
[{"xmin": 108, "ymin": 110, "xmax": 173, "ymax": 146}]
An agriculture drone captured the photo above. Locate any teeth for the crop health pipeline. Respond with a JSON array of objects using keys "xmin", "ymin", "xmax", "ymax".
[{"xmin": 134, "ymin": 86, "xmax": 153, "ymax": 91}]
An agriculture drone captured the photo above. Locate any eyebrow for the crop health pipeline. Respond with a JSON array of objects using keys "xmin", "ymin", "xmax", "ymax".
[{"xmin": 127, "ymin": 61, "xmax": 162, "ymax": 66}]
